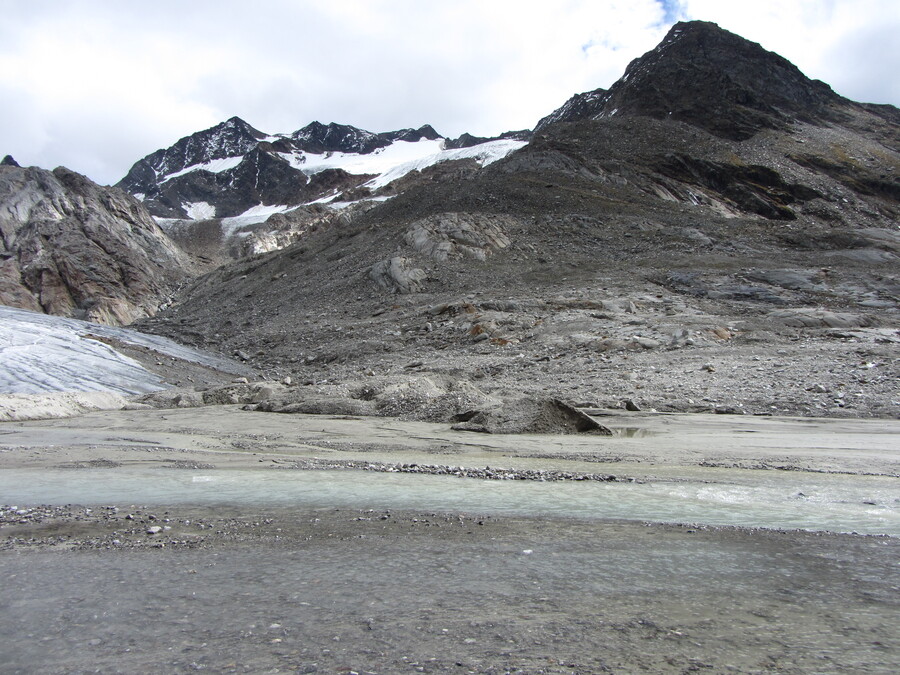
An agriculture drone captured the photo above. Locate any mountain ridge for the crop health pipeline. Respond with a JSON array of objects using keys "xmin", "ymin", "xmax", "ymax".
[
  {"xmin": 131, "ymin": 20, "xmax": 898, "ymax": 420},
  {"xmin": 116, "ymin": 117, "xmax": 529, "ymax": 222}
]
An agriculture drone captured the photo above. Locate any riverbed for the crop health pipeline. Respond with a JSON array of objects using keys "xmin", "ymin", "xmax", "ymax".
[{"xmin": 1, "ymin": 406, "xmax": 898, "ymax": 673}]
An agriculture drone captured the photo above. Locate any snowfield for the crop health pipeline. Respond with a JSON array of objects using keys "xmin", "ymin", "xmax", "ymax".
[
  {"xmin": 364, "ymin": 139, "xmax": 526, "ymax": 190},
  {"xmin": 221, "ymin": 203, "xmax": 296, "ymax": 234},
  {"xmin": 280, "ymin": 138, "xmax": 446, "ymax": 176},
  {"xmin": 183, "ymin": 201, "xmax": 216, "ymax": 220}
]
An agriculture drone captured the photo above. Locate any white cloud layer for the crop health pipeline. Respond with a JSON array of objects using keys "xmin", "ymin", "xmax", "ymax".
[{"xmin": 0, "ymin": 0, "xmax": 896, "ymax": 185}]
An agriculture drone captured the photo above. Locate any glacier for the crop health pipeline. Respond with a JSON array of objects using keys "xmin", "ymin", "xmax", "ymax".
[{"xmin": 0, "ymin": 305, "xmax": 246, "ymax": 395}]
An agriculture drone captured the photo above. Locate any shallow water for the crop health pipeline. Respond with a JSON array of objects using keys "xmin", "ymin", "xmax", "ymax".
[{"xmin": 2, "ymin": 466, "xmax": 897, "ymax": 535}]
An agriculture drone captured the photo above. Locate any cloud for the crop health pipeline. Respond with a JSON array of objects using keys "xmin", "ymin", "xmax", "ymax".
[{"xmin": 0, "ymin": 0, "xmax": 895, "ymax": 185}]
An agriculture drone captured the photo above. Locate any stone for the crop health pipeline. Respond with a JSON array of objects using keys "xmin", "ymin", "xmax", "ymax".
[
  {"xmin": 768, "ymin": 309, "xmax": 877, "ymax": 329},
  {"xmin": 451, "ymin": 398, "xmax": 612, "ymax": 435},
  {"xmin": 631, "ymin": 337, "xmax": 660, "ymax": 350},
  {"xmin": 369, "ymin": 257, "xmax": 427, "ymax": 294}
]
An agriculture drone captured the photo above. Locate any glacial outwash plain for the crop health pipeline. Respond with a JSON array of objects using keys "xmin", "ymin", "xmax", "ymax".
[{"xmin": 1, "ymin": 21, "xmax": 898, "ymax": 674}]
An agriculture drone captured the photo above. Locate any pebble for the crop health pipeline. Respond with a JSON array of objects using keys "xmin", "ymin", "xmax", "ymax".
[{"xmin": 282, "ymin": 459, "xmax": 627, "ymax": 483}]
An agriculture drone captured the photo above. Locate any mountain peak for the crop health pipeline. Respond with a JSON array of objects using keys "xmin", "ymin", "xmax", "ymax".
[
  {"xmin": 1, "ymin": 154, "xmax": 19, "ymax": 167},
  {"xmin": 538, "ymin": 20, "xmax": 844, "ymax": 140},
  {"xmin": 292, "ymin": 121, "xmax": 382, "ymax": 154}
]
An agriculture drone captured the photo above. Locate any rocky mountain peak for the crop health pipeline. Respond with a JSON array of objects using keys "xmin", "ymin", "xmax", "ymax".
[
  {"xmin": 1, "ymin": 155, "xmax": 18, "ymax": 167},
  {"xmin": 538, "ymin": 20, "xmax": 846, "ymax": 140},
  {"xmin": 116, "ymin": 117, "xmax": 266, "ymax": 196},
  {"xmin": 535, "ymin": 88, "xmax": 608, "ymax": 131},
  {"xmin": 383, "ymin": 124, "xmax": 443, "ymax": 144},
  {"xmin": 291, "ymin": 121, "xmax": 380, "ymax": 154}
]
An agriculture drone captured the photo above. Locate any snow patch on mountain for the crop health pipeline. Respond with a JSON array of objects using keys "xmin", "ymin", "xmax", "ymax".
[
  {"xmin": 183, "ymin": 201, "xmax": 216, "ymax": 220},
  {"xmin": 365, "ymin": 139, "xmax": 527, "ymax": 190},
  {"xmin": 161, "ymin": 155, "xmax": 245, "ymax": 183},
  {"xmin": 280, "ymin": 138, "xmax": 446, "ymax": 177},
  {"xmin": 314, "ymin": 194, "xmax": 395, "ymax": 208},
  {"xmin": 221, "ymin": 203, "xmax": 297, "ymax": 235}
]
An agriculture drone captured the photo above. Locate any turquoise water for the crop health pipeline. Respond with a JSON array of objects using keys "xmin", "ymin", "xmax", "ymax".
[{"xmin": 1, "ymin": 467, "xmax": 897, "ymax": 535}]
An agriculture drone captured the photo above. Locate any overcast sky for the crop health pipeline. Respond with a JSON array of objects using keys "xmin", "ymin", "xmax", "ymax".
[{"xmin": 1, "ymin": 0, "xmax": 897, "ymax": 185}]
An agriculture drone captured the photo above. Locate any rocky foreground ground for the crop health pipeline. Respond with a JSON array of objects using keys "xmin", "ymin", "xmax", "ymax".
[{"xmin": 1, "ymin": 504, "xmax": 898, "ymax": 674}]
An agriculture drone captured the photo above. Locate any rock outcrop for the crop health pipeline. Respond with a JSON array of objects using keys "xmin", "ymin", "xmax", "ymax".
[
  {"xmin": 0, "ymin": 163, "xmax": 189, "ymax": 325},
  {"xmin": 405, "ymin": 213, "xmax": 514, "ymax": 261}
]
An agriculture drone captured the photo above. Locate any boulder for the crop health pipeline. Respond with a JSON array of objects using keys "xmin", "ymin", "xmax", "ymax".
[
  {"xmin": 370, "ymin": 256, "xmax": 427, "ymax": 293},
  {"xmin": 452, "ymin": 398, "xmax": 612, "ymax": 435}
]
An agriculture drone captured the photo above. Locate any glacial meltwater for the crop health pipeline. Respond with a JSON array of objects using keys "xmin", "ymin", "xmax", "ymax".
[{"xmin": 1, "ymin": 466, "xmax": 897, "ymax": 535}]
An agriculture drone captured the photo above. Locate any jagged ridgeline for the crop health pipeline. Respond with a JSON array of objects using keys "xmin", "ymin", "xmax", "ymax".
[{"xmin": 116, "ymin": 118, "xmax": 530, "ymax": 221}]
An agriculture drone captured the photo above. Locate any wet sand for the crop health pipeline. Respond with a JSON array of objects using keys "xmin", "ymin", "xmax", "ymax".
[{"xmin": 1, "ymin": 406, "xmax": 898, "ymax": 673}]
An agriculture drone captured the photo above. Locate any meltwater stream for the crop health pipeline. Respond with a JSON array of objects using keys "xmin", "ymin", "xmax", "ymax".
[{"xmin": 1, "ymin": 467, "xmax": 897, "ymax": 535}]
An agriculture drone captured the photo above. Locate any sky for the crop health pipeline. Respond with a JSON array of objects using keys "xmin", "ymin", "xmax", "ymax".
[{"xmin": 1, "ymin": 0, "xmax": 897, "ymax": 186}]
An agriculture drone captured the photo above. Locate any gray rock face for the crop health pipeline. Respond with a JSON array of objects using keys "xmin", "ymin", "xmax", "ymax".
[
  {"xmin": 404, "ymin": 213, "xmax": 514, "ymax": 261},
  {"xmin": 0, "ymin": 164, "xmax": 189, "ymax": 325},
  {"xmin": 369, "ymin": 257, "xmax": 427, "ymax": 294}
]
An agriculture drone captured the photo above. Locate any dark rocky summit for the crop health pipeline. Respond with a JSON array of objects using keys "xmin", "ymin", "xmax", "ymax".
[
  {"xmin": 0, "ymin": 163, "xmax": 189, "ymax": 325},
  {"xmin": 290, "ymin": 121, "xmax": 441, "ymax": 154},
  {"xmin": 535, "ymin": 20, "xmax": 883, "ymax": 141},
  {"xmin": 1, "ymin": 155, "xmax": 19, "ymax": 167}
]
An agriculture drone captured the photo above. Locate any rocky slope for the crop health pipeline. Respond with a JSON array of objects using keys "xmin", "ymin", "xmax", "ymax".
[
  {"xmin": 0, "ymin": 161, "xmax": 190, "ymax": 325},
  {"xmin": 135, "ymin": 21, "xmax": 898, "ymax": 420}
]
